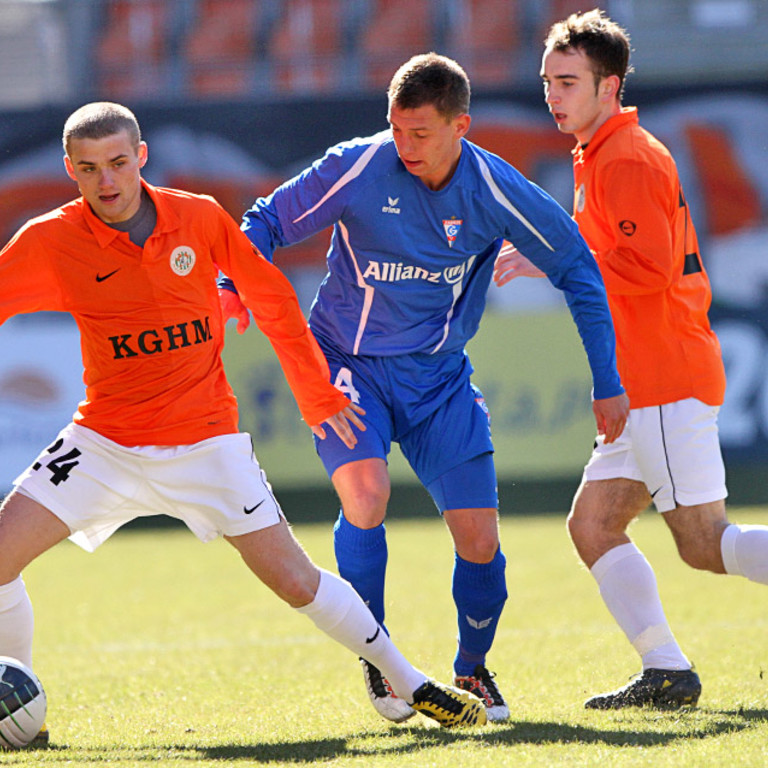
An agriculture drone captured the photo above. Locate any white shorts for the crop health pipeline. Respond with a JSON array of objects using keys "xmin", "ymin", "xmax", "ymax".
[
  {"xmin": 582, "ymin": 397, "xmax": 727, "ymax": 513},
  {"xmin": 13, "ymin": 423, "xmax": 283, "ymax": 552}
]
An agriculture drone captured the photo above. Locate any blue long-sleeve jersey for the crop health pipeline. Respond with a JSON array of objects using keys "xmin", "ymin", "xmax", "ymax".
[{"xmin": 239, "ymin": 130, "xmax": 623, "ymax": 399}]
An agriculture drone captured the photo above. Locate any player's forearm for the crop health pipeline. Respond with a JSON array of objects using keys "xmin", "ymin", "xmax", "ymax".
[
  {"xmin": 264, "ymin": 335, "xmax": 350, "ymax": 426},
  {"xmin": 556, "ymin": 252, "xmax": 624, "ymax": 399}
]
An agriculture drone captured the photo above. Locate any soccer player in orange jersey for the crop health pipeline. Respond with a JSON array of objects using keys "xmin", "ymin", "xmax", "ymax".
[
  {"xmin": 0, "ymin": 102, "xmax": 487, "ymax": 744},
  {"xmin": 495, "ymin": 9, "xmax": 768, "ymax": 709}
]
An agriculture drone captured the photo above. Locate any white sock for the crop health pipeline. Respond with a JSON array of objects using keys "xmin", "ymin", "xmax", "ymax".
[
  {"xmin": 0, "ymin": 577, "xmax": 34, "ymax": 668},
  {"xmin": 295, "ymin": 569, "xmax": 425, "ymax": 702},
  {"xmin": 721, "ymin": 524, "xmax": 768, "ymax": 584},
  {"xmin": 591, "ymin": 543, "xmax": 690, "ymax": 671}
]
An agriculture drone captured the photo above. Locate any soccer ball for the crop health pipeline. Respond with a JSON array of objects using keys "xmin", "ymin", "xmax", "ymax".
[{"xmin": 0, "ymin": 657, "xmax": 47, "ymax": 748}]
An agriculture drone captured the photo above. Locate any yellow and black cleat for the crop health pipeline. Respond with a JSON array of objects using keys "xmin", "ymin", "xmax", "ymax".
[
  {"xmin": 27, "ymin": 723, "xmax": 49, "ymax": 749},
  {"xmin": 411, "ymin": 680, "xmax": 487, "ymax": 727}
]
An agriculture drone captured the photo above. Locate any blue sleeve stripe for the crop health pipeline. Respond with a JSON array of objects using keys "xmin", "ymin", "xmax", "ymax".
[
  {"xmin": 338, "ymin": 220, "xmax": 376, "ymax": 355},
  {"xmin": 292, "ymin": 138, "xmax": 386, "ymax": 225},
  {"xmin": 473, "ymin": 148, "xmax": 555, "ymax": 252}
]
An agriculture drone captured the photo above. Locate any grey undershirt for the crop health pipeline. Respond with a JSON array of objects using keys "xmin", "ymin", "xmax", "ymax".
[{"xmin": 107, "ymin": 188, "xmax": 157, "ymax": 248}]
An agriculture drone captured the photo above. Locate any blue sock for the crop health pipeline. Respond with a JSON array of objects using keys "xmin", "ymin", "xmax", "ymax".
[
  {"xmin": 333, "ymin": 511, "xmax": 389, "ymax": 631},
  {"xmin": 452, "ymin": 548, "xmax": 507, "ymax": 677}
]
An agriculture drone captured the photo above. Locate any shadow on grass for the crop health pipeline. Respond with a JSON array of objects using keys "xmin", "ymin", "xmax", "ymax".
[{"xmin": 20, "ymin": 709, "xmax": 768, "ymax": 762}]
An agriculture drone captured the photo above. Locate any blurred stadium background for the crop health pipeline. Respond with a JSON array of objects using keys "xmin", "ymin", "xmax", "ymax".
[{"xmin": 1, "ymin": 0, "xmax": 768, "ymax": 517}]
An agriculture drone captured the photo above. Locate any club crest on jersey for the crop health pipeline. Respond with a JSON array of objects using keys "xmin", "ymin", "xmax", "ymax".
[
  {"xmin": 475, "ymin": 394, "xmax": 491, "ymax": 425},
  {"xmin": 170, "ymin": 245, "xmax": 196, "ymax": 276},
  {"xmin": 442, "ymin": 218, "xmax": 462, "ymax": 248},
  {"xmin": 576, "ymin": 184, "xmax": 586, "ymax": 213}
]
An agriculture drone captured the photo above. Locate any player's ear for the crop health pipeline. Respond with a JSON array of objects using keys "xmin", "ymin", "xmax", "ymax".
[
  {"xmin": 63, "ymin": 155, "xmax": 76, "ymax": 181},
  {"xmin": 602, "ymin": 75, "xmax": 620, "ymax": 101},
  {"xmin": 137, "ymin": 141, "xmax": 148, "ymax": 169},
  {"xmin": 455, "ymin": 113, "xmax": 471, "ymax": 139}
]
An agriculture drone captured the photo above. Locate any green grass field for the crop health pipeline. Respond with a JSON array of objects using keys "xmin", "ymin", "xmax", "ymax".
[{"xmin": 6, "ymin": 506, "xmax": 768, "ymax": 767}]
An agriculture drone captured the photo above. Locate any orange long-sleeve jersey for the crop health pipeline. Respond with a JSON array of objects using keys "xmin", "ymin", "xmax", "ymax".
[
  {"xmin": 0, "ymin": 181, "xmax": 349, "ymax": 446},
  {"xmin": 572, "ymin": 107, "xmax": 725, "ymax": 408}
]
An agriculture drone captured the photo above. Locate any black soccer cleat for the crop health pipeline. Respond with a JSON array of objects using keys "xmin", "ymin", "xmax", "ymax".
[
  {"xmin": 454, "ymin": 664, "xmax": 510, "ymax": 722},
  {"xmin": 585, "ymin": 668, "xmax": 702, "ymax": 710}
]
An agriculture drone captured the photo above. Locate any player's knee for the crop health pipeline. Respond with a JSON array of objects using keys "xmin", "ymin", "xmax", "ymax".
[
  {"xmin": 566, "ymin": 509, "xmax": 594, "ymax": 548},
  {"xmin": 568, "ymin": 501, "xmax": 629, "ymax": 541},
  {"xmin": 340, "ymin": 485, "xmax": 389, "ymax": 527},
  {"xmin": 479, "ymin": 530, "xmax": 501, "ymax": 561},
  {"xmin": 567, "ymin": 508, "xmax": 628, "ymax": 566},
  {"xmin": 455, "ymin": 530, "xmax": 499, "ymax": 563}
]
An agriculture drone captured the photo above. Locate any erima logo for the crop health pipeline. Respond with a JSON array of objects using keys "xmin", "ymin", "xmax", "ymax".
[
  {"xmin": 362, "ymin": 254, "xmax": 476, "ymax": 285},
  {"xmin": 466, "ymin": 615, "xmax": 493, "ymax": 630},
  {"xmin": 108, "ymin": 316, "xmax": 213, "ymax": 359},
  {"xmin": 381, "ymin": 196, "xmax": 401, "ymax": 214}
]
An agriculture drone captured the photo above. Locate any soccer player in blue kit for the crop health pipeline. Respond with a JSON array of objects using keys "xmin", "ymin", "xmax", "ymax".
[{"xmin": 221, "ymin": 52, "xmax": 629, "ymax": 722}]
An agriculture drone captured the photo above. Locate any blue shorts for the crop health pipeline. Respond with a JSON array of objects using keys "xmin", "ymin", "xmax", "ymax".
[{"xmin": 314, "ymin": 344, "xmax": 497, "ymax": 511}]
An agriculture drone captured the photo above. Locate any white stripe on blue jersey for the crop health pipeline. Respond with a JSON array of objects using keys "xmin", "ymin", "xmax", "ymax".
[
  {"xmin": 241, "ymin": 131, "xmax": 622, "ymax": 399},
  {"xmin": 468, "ymin": 145, "xmax": 554, "ymax": 252},
  {"xmin": 336, "ymin": 220, "xmax": 374, "ymax": 355},
  {"xmin": 293, "ymin": 134, "xmax": 386, "ymax": 226}
]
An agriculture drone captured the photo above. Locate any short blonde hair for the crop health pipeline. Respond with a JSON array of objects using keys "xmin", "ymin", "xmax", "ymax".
[{"xmin": 63, "ymin": 102, "xmax": 141, "ymax": 156}]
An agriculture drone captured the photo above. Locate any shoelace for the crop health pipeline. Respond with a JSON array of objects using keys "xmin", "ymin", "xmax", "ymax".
[
  {"xmin": 418, "ymin": 684, "xmax": 463, "ymax": 714},
  {"xmin": 364, "ymin": 662, "xmax": 395, "ymax": 698},
  {"xmin": 475, "ymin": 668, "xmax": 505, "ymax": 707}
]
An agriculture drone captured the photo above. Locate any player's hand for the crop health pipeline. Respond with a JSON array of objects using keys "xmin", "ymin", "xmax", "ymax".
[
  {"xmin": 592, "ymin": 392, "xmax": 630, "ymax": 444},
  {"xmin": 493, "ymin": 243, "xmax": 545, "ymax": 286},
  {"xmin": 311, "ymin": 402, "xmax": 367, "ymax": 449},
  {"xmin": 218, "ymin": 287, "xmax": 250, "ymax": 334}
]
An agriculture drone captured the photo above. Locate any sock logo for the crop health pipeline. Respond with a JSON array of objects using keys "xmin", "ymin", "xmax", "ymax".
[
  {"xmin": 466, "ymin": 615, "xmax": 493, "ymax": 630},
  {"xmin": 365, "ymin": 626, "xmax": 381, "ymax": 644}
]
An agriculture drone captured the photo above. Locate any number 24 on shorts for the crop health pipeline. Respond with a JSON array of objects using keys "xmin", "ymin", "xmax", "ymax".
[{"xmin": 32, "ymin": 438, "xmax": 82, "ymax": 486}]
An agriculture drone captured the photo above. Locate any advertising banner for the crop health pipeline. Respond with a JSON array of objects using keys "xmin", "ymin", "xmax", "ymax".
[{"xmin": 2, "ymin": 89, "xmax": 768, "ymax": 495}]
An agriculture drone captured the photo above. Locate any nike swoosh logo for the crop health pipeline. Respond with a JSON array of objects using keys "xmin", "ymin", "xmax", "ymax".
[
  {"xmin": 96, "ymin": 268, "xmax": 120, "ymax": 283},
  {"xmin": 650, "ymin": 487, "xmax": 662, "ymax": 498},
  {"xmin": 365, "ymin": 626, "xmax": 380, "ymax": 644},
  {"xmin": 243, "ymin": 500, "xmax": 265, "ymax": 515}
]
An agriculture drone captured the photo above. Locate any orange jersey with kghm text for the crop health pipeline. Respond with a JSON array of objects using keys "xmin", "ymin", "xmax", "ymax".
[
  {"xmin": 0, "ymin": 181, "xmax": 349, "ymax": 446},
  {"xmin": 572, "ymin": 107, "xmax": 725, "ymax": 408}
]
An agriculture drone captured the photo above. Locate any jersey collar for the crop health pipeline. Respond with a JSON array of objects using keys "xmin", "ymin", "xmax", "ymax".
[
  {"xmin": 572, "ymin": 106, "xmax": 639, "ymax": 165},
  {"xmin": 81, "ymin": 179, "xmax": 181, "ymax": 249}
]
